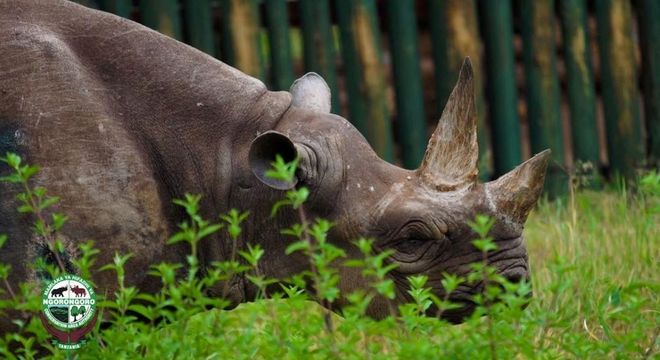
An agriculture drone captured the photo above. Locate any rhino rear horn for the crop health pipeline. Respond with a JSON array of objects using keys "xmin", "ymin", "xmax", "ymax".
[
  {"xmin": 290, "ymin": 72, "xmax": 332, "ymax": 114},
  {"xmin": 417, "ymin": 58, "xmax": 478, "ymax": 191},
  {"xmin": 486, "ymin": 150, "xmax": 551, "ymax": 224}
]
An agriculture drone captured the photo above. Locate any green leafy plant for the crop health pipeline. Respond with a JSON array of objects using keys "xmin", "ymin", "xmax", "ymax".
[
  {"xmin": 0, "ymin": 153, "xmax": 657, "ymax": 359},
  {"xmin": 0, "ymin": 153, "xmax": 69, "ymax": 276}
]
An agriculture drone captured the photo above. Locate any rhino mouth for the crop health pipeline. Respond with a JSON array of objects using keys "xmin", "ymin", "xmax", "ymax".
[
  {"xmin": 439, "ymin": 281, "xmax": 529, "ymax": 323},
  {"xmin": 437, "ymin": 258, "xmax": 531, "ymax": 324},
  {"xmin": 439, "ymin": 300, "xmax": 478, "ymax": 324},
  {"xmin": 499, "ymin": 262, "xmax": 530, "ymax": 283}
]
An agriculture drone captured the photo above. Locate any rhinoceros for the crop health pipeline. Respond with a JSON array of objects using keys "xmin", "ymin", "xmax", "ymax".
[{"xmin": 0, "ymin": 0, "xmax": 549, "ymax": 331}]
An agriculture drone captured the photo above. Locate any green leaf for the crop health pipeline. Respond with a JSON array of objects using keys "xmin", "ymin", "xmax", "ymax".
[
  {"xmin": 285, "ymin": 240, "xmax": 310, "ymax": 255},
  {"xmin": 39, "ymin": 196, "xmax": 59, "ymax": 211},
  {"xmin": 33, "ymin": 220, "xmax": 47, "ymax": 236},
  {"xmin": 321, "ymin": 287, "xmax": 340, "ymax": 302},
  {"xmin": 374, "ymin": 279, "xmax": 395, "ymax": 299},
  {"xmin": 281, "ymin": 224, "xmax": 304, "ymax": 238},
  {"xmin": 0, "ymin": 174, "xmax": 23, "ymax": 183},
  {"xmin": 220, "ymin": 209, "xmax": 249, "ymax": 240},
  {"xmin": 239, "ymin": 243, "xmax": 264, "ymax": 267},
  {"xmin": 52, "ymin": 213, "xmax": 68, "ymax": 231},
  {"xmin": 127, "ymin": 304, "xmax": 156, "ymax": 320},
  {"xmin": 20, "ymin": 165, "xmax": 40, "ymax": 181},
  {"xmin": 468, "ymin": 214, "xmax": 496, "ymax": 238},
  {"xmin": 265, "ymin": 154, "xmax": 299, "ymax": 183},
  {"xmin": 354, "ymin": 238, "xmax": 374, "ymax": 254},
  {"xmin": 167, "ymin": 232, "xmax": 188, "ymax": 245},
  {"xmin": 198, "ymin": 223, "xmax": 223, "ymax": 240},
  {"xmin": 33, "ymin": 186, "xmax": 46, "ymax": 198},
  {"xmin": 280, "ymin": 284, "xmax": 305, "ymax": 299},
  {"xmin": 17, "ymin": 204, "xmax": 33, "ymax": 214},
  {"xmin": 270, "ymin": 199, "xmax": 292, "ymax": 217},
  {"xmin": 407, "ymin": 275, "xmax": 428, "ymax": 289},
  {"xmin": 377, "ymin": 263, "xmax": 398, "ymax": 278},
  {"xmin": 2, "ymin": 152, "xmax": 22, "ymax": 168},
  {"xmin": 173, "ymin": 193, "xmax": 202, "ymax": 218},
  {"xmin": 472, "ymin": 238, "xmax": 498, "ymax": 253},
  {"xmin": 308, "ymin": 219, "xmax": 333, "ymax": 243},
  {"xmin": 440, "ymin": 273, "xmax": 463, "ymax": 294},
  {"xmin": 0, "ymin": 263, "xmax": 11, "ymax": 279},
  {"xmin": 291, "ymin": 187, "xmax": 309, "ymax": 209},
  {"xmin": 343, "ymin": 259, "xmax": 365, "ymax": 268},
  {"xmin": 54, "ymin": 240, "xmax": 65, "ymax": 253}
]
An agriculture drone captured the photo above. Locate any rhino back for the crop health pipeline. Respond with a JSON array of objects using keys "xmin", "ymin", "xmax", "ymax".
[{"xmin": 0, "ymin": 0, "xmax": 291, "ymax": 297}]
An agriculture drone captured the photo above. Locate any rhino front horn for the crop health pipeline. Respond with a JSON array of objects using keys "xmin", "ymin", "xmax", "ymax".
[
  {"xmin": 417, "ymin": 58, "xmax": 478, "ymax": 191},
  {"xmin": 486, "ymin": 150, "xmax": 551, "ymax": 224}
]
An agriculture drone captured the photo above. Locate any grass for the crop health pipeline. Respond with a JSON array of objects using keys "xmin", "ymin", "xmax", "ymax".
[
  {"xmin": 151, "ymin": 185, "xmax": 657, "ymax": 359},
  {"xmin": 76, "ymin": 177, "xmax": 658, "ymax": 359},
  {"xmin": 0, "ymin": 153, "xmax": 658, "ymax": 359},
  {"xmin": 523, "ymin": 185, "xmax": 658, "ymax": 356}
]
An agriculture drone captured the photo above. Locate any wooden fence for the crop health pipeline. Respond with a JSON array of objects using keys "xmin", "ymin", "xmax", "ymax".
[{"xmin": 74, "ymin": 0, "xmax": 659, "ymax": 196}]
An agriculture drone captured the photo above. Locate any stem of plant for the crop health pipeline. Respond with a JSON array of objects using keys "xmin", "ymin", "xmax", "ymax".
[
  {"xmin": 255, "ymin": 261, "xmax": 268, "ymax": 299},
  {"xmin": 642, "ymin": 326, "xmax": 658, "ymax": 359},
  {"xmin": 435, "ymin": 288, "xmax": 453, "ymax": 319},
  {"xmin": 2, "ymin": 278, "xmax": 16, "ymax": 300},
  {"xmin": 482, "ymin": 249, "xmax": 496, "ymax": 360},
  {"xmin": 221, "ymin": 232, "xmax": 239, "ymax": 299},
  {"xmin": 296, "ymin": 204, "xmax": 337, "ymax": 342},
  {"xmin": 21, "ymin": 182, "xmax": 67, "ymax": 273},
  {"xmin": 2, "ymin": 278, "xmax": 28, "ymax": 318}
]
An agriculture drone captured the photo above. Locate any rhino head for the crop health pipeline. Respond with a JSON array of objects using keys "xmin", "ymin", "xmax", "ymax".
[{"xmin": 246, "ymin": 59, "xmax": 549, "ymax": 322}]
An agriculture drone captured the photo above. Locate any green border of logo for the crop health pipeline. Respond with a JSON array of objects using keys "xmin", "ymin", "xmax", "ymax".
[
  {"xmin": 42, "ymin": 274, "xmax": 97, "ymax": 329},
  {"xmin": 41, "ymin": 274, "xmax": 97, "ymax": 349}
]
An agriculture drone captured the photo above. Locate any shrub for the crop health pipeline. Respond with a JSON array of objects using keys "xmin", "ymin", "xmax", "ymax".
[{"xmin": 0, "ymin": 153, "xmax": 657, "ymax": 359}]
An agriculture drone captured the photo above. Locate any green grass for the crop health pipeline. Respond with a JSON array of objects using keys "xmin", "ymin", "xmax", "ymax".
[
  {"xmin": 1, "ymin": 153, "xmax": 658, "ymax": 359},
  {"xmin": 173, "ymin": 188, "xmax": 658, "ymax": 359},
  {"xmin": 76, "ymin": 180, "xmax": 659, "ymax": 359}
]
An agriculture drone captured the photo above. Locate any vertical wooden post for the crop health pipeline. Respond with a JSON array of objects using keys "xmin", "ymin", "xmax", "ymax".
[
  {"xmin": 520, "ymin": 0, "xmax": 566, "ymax": 196},
  {"xmin": 558, "ymin": 0, "xmax": 600, "ymax": 170},
  {"xmin": 299, "ymin": 0, "xmax": 340, "ymax": 114},
  {"xmin": 220, "ymin": 0, "xmax": 263, "ymax": 79},
  {"xmin": 335, "ymin": 1, "xmax": 369, "ymax": 135},
  {"xmin": 429, "ymin": 0, "xmax": 451, "ymax": 113},
  {"xmin": 429, "ymin": 0, "xmax": 491, "ymax": 179},
  {"xmin": 478, "ymin": 0, "xmax": 522, "ymax": 177},
  {"xmin": 220, "ymin": 0, "xmax": 234, "ymax": 66},
  {"xmin": 384, "ymin": 0, "xmax": 427, "ymax": 169},
  {"xmin": 140, "ymin": 0, "xmax": 182, "ymax": 40},
  {"xmin": 184, "ymin": 0, "xmax": 216, "ymax": 56},
  {"xmin": 595, "ymin": 0, "xmax": 643, "ymax": 178},
  {"xmin": 335, "ymin": 0, "xmax": 394, "ymax": 161},
  {"xmin": 264, "ymin": 0, "xmax": 294, "ymax": 91},
  {"xmin": 100, "ymin": 0, "xmax": 132, "ymax": 18},
  {"xmin": 637, "ymin": 0, "xmax": 660, "ymax": 168}
]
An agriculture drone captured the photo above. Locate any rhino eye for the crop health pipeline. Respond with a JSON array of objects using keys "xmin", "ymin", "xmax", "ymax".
[{"xmin": 393, "ymin": 238, "xmax": 429, "ymax": 254}]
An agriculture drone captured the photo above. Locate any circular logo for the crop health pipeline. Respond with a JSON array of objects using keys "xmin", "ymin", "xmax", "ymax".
[{"xmin": 42, "ymin": 274, "xmax": 96, "ymax": 329}]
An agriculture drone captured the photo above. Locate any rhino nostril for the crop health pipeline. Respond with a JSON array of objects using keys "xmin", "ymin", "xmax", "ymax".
[
  {"xmin": 502, "ymin": 266, "xmax": 528, "ymax": 284},
  {"xmin": 507, "ymin": 272, "xmax": 523, "ymax": 283}
]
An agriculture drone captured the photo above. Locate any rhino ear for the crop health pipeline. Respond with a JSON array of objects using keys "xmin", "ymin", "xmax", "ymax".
[
  {"xmin": 290, "ymin": 72, "xmax": 332, "ymax": 113},
  {"xmin": 249, "ymin": 131, "xmax": 298, "ymax": 190},
  {"xmin": 486, "ymin": 150, "xmax": 551, "ymax": 224}
]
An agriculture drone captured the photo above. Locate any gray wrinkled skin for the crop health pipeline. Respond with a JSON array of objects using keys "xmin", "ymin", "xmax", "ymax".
[{"xmin": 0, "ymin": 0, "xmax": 550, "ymax": 332}]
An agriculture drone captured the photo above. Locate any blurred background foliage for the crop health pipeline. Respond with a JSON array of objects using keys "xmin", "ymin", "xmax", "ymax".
[{"xmin": 75, "ymin": 0, "xmax": 659, "ymax": 197}]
